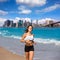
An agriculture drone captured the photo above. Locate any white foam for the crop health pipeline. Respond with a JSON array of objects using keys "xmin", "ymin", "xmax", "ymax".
[
  {"xmin": 0, "ymin": 32, "xmax": 2, "ymax": 34},
  {"xmin": 10, "ymin": 35, "xmax": 21, "ymax": 39},
  {"xmin": 1, "ymin": 33, "xmax": 60, "ymax": 46},
  {"xmin": 8, "ymin": 35, "xmax": 60, "ymax": 46},
  {"xmin": 0, "ymin": 30, "xmax": 9, "ymax": 36},
  {"xmin": 34, "ymin": 38, "xmax": 60, "ymax": 46},
  {"xmin": 2, "ymin": 35, "xmax": 21, "ymax": 39},
  {"xmin": 2, "ymin": 30, "xmax": 9, "ymax": 33}
]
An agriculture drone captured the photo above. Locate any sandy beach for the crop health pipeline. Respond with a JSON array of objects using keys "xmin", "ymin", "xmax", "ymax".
[
  {"xmin": 0, "ymin": 47, "xmax": 25, "ymax": 60},
  {"xmin": 0, "ymin": 36, "xmax": 60, "ymax": 60}
]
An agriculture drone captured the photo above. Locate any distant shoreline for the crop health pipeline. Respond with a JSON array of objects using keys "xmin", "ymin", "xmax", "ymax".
[{"xmin": 0, "ymin": 26, "xmax": 60, "ymax": 28}]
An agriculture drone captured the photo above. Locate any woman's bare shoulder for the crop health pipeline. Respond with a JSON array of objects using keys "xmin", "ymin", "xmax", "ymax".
[
  {"xmin": 32, "ymin": 33, "xmax": 34, "ymax": 35},
  {"xmin": 23, "ymin": 33, "xmax": 27, "ymax": 36}
]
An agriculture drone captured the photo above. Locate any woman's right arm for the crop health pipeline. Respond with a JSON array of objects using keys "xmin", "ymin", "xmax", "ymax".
[{"xmin": 20, "ymin": 33, "xmax": 26, "ymax": 43}]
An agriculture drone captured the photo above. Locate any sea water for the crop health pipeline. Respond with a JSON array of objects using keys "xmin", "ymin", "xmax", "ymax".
[{"xmin": 0, "ymin": 27, "xmax": 60, "ymax": 45}]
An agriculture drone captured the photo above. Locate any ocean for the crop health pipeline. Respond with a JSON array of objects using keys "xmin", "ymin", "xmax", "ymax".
[{"xmin": 0, "ymin": 27, "xmax": 60, "ymax": 45}]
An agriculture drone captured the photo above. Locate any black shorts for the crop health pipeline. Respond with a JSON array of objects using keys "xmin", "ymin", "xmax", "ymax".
[{"xmin": 24, "ymin": 45, "xmax": 34, "ymax": 52}]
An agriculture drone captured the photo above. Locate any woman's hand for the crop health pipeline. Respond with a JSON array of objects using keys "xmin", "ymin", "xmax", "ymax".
[{"xmin": 25, "ymin": 40, "xmax": 30, "ymax": 43}]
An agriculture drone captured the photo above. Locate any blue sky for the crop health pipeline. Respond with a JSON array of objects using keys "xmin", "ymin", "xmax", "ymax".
[{"xmin": 0, "ymin": 0, "xmax": 60, "ymax": 21}]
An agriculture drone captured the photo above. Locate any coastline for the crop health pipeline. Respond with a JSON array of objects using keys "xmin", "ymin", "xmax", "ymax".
[
  {"xmin": 0, "ymin": 36, "xmax": 60, "ymax": 60},
  {"xmin": 0, "ymin": 47, "xmax": 25, "ymax": 60},
  {"xmin": 0, "ymin": 36, "xmax": 25, "ymax": 60}
]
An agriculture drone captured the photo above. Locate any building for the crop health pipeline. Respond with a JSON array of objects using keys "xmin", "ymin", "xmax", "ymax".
[
  {"xmin": 18, "ymin": 20, "xmax": 23, "ymax": 27},
  {"xmin": 13, "ymin": 23, "xmax": 16, "ymax": 27},
  {"xmin": 3, "ymin": 20, "xmax": 11, "ymax": 27},
  {"xmin": 16, "ymin": 22, "xmax": 18, "ymax": 27},
  {"xmin": 9, "ymin": 21, "xmax": 13, "ymax": 27},
  {"xmin": 24, "ymin": 20, "xmax": 27, "ymax": 27},
  {"xmin": 45, "ymin": 20, "xmax": 54, "ymax": 25}
]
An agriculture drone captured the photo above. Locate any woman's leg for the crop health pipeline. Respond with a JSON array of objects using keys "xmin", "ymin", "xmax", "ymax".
[
  {"xmin": 25, "ymin": 52, "xmax": 29, "ymax": 60},
  {"xmin": 29, "ymin": 51, "xmax": 34, "ymax": 60}
]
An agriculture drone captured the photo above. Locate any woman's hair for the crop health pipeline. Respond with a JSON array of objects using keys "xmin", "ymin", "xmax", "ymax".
[{"xmin": 25, "ymin": 25, "xmax": 33, "ymax": 33}]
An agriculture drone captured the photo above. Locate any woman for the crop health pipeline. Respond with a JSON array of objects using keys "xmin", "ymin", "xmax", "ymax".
[{"xmin": 20, "ymin": 25, "xmax": 36, "ymax": 60}]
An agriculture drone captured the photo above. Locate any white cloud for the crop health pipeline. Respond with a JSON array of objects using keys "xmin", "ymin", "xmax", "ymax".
[
  {"xmin": 12, "ymin": 17, "xmax": 58, "ymax": 24},
  {"xmin": 0, "ymin": 10, "xmax": 8, "ymax": 15},
  {"xmin": 19, "ymin": 9, "xmax": 31, "ymax": 14},
  {"xmin": 16, "ymin": 0, "xmax": 46, "ymax": 6},
  {"xmin": 38, "ymin": 18, "xmax": 57, "ymax": 24},
  {"xmin": 24, "ymin": 18, "xmax": 31, "ymax": 22},
  {"xmin": 18, "ymin": 5, "xmax": 32, "ymax": 14},
  {"xmin": 18, "ymin": 5, "xmax": 26, "ymax": 10},
  {"xmin": 32, "ymin": 19, "xmax": 37, "ymax": 24},
  {"xmin": 13, "ymin": 17, "xmax": 20, "ymax": 23},
  {"xmin": 36, "ymin": 4, "xmax": 60, "ymax": 13},
  {"xmin": 0, "ymin": 0, "xmax": 8, "ymax": 2},
  {"xmin": 13, "ymin": 17, "xmax": 31, "ymax": 23},
  {"xmin": 0, "ymin": 18, "xmax": 6, "ymax": 26}
]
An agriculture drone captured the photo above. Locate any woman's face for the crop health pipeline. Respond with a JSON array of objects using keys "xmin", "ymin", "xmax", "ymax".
[{"xmin": 28, "ymin": 26, "xmax": 33, "ymax": 32}]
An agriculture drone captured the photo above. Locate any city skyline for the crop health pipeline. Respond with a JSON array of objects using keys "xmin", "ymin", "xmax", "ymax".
[
  {"xmin": 0, "ymin": 0, "xmax": 60, "ymax": 26},
  {"xmin": 3, "ymin": 18, "xmax": 60, "ymax": 28}
]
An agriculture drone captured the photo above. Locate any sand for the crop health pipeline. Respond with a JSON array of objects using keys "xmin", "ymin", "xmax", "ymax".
[{"xmin": 0, "ymin": 47, "xmax": 25, "ymax": 60}]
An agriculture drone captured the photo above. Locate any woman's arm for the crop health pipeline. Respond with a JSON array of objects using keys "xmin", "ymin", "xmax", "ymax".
[{"xmin": 20, "ymin": 33, "xmax": 26, "ymax": 43}]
